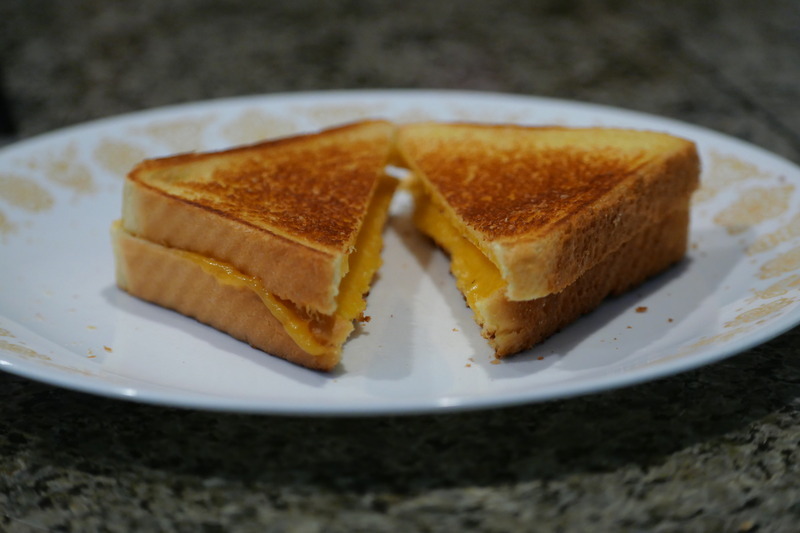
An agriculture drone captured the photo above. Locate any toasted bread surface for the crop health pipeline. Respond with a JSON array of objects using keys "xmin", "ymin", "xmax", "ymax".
[
  {"xmin": 112, "ymin": 223, "xmax": 347, "ymax": 371},
  {"xmin": 122, "ymin": 120, "xmax": 395, "ymax": 314},
  {"xmin": 397, "ymin": 122, "xmax": 700, "ymax": 300}
]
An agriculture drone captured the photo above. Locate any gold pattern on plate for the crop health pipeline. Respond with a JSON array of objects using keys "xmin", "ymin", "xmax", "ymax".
[
  {"xmin": 0, "ymin": 173, "xmax": 55, "ymax": 212},
  {"xmin": 0, "ymin": 339, "xmax": 51, "ymax": 361},
  {"xmin": 694, "ymin": 326, "xmax": 752, "ymax": 349},
  {"xmin": 0, "ymin": 337, "xmax": 96, "ymax": 377},
  {"xmin": 747, "ymin": 212, "xmax": 800, "ymax": 255},
  {"xmin": 33, "ymin": 142, "xmax": 96, "ymax": 194},
  {"xmin": 445, "ymin": 104, "xmax": 533, "ymax": 125},
  {"xmin": 693, "ymin": 151, "xmax": 773, "ymax": 204},
  {"xmin": 221, "ymin": 110, "xmax": 299, "ymax": 145},
  {"xmin": 297, "ymin": 103, "xmax": 388, "ymax": 127},
  {"xmin": 758, "ymin": 245, "xmax": 800, "ymax": 279},
  {"xmin": 724, "ymin": 298, "xmax": 796, "ymax": 328},
  {"xmin": 752, "ymin": 274, "xmax": 800, "ymax": 300},
  {"xmin": 93, "ymin": 139, "xmax": 147, "ymax": 177},
  {"xmin": 660, "ymin": 325, "xmax": 752, "ymax": 366},
  {"xmin": 0, "ymin": 209, "xmax": 15, "ymax": 237},
  {"xmin": 393, "ymin": 107, "xmax": 441, "ymax": 124},
  {"xmin": 138, "ymin": 116, "xmax": 214, "ymax": 152},
  {"xmin": 713, "ymin": 185, "xmax": 794, "ymax": 235}
]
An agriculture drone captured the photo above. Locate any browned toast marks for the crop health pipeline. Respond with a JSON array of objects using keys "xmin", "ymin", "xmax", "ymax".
[
  {"xmin": 397, "ymin": 122, "xmax": 700, "ymax": 300},
  {"xmin": 122, "ymin": 120, "xmax": 396, "ymax": 314},
  {"xmin": 128, "ymin": 122, "xmax": 391, "ymax": 251}
]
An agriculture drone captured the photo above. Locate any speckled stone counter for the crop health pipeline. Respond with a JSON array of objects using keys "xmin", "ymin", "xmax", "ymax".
[{"xmin": 2, "ymin": 1, "xmax": 800, "ymax": 531}]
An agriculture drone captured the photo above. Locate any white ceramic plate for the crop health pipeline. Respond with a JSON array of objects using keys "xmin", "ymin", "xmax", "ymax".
[{"xmin": 2, "ymin": 90, "xmax": 800, "ymax": 415}]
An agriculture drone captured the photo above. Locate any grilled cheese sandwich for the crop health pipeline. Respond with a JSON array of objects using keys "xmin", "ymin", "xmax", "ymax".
[
  {"xmin": 112, "ymin": 120, "xmax": 397, "ymax": 370},
  {"xmin": 112, "ymin": 118, "xmax": 701, "ymax": 368},
  {"xmin": 398, "ymin": 122, "xmax": 700, "ymax": 356}
]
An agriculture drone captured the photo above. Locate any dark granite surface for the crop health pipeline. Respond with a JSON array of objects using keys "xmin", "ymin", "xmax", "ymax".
[{"xmin": 1, "ymin": 1, "xmax": 800, "ymax": 531}]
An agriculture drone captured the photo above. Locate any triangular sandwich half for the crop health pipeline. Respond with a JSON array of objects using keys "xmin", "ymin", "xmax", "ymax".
[
  {"xmin": 112, "ymin": 120, "xmax": 398, "ymax": 371},
  {"xmin": 396, "ymin": 122, "xmax": 700, "ymax": 357}
]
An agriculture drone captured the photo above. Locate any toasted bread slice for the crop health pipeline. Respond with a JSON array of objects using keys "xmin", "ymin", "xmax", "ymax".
[
  {"xmin": 122, "ymin": 120, "xmax": 396, "ymax": 315},
  {"xmin": 397, "ymin": 123, "xmax": 700, "ymax": 300},
  {"xmin": 112, "ymin": 223, "xmax": 348, "ymax": 370},
  {"xmin": 413, "ymin": 188, "xmax": 689, "ymax": 356},
  {"xmin": 400, "ymin": 123, "xmax": 699, "ymax": 357},
  {"xmin": 114, "ymin": 121, "xmax": 398, "ymax": 370}
]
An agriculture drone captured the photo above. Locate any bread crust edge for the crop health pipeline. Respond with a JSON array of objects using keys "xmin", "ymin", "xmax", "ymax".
[
  {"xmin": 476, "ymin": 206, "xmax": 691, "ymax": 357},
  {"xmin": 111, "ymin": 223, "xmax": 346, "ymax": 371}
]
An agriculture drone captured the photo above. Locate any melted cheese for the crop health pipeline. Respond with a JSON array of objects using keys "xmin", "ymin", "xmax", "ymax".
[
  {"xmin": 185, "ymin": 254, "xmax": 329, "ymax": 354},
  {"xmin": 336, "ymin": 176, "xmax": 397, "ymax": 320},
  {"xmin": 412, "ymin": 184, "xmax": 506, "ymax": 310},
  {"xmin": 182, "ymin": 175, "xmax": 397, "ymax": 356}
]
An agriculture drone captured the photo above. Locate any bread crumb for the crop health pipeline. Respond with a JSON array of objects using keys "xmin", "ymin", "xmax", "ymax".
[
  {"xmin": 103, "ymin": 345, "xmax": 113, "ymax": 353},
  {"xmin": 357, "ymin": 313, "xmax": 371, "ymax": 323},
  {"xmin": 668, "ymin": 318, "xmax": 674, "ymax": 323},
  {"xmin": 537, "ymin": 356, "xmax": 544, "ymax": 361},
  {"xmin": 490, "ymin": 359, "xmax": 501, "ymax": 365},
  {"xmin": 86, "ymin": 325, "xmax": 97, "ymax": 330},
  {"xmin": 87, "ymin": 355, "xmax": 96, "ymax": 359},
  {"xmin": 636, "ymin": 306, "xmax": 648, "ymax": 313},
  {"xmin": 465, "ymin": 363, "xmax": 472, "ymax": 367},
  {"xmin": 452, "ymin": 327, "xmax": 459, "ymax": 332}
]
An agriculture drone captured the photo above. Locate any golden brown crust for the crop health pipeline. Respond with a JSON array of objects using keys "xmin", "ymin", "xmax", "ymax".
[
  {"xmin": 474, "ymin": 207, "xmax": 690, "ymax": 357},
  {"xmin": 122, "ymin": 120, "xmax": 395, "ymax": 314},
  {"xmin": 122, "ymin": 181, "xmax": 343, "ymax": 314},
  {"xmin": 111, "ymin": 223, "xmax": 346, "ymax": 371},
  {"xmin": 397, "ymin": 122, "xmax": 700, "ymax": 300}
]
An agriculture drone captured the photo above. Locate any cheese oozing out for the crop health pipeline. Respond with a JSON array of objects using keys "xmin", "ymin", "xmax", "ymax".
[
  {"xmin": 410, "ymin": 178, "xmax": 507, "ymax": 318},
  {"xmin": 180, "ymin": 175, "xmax": 397, "ymax": 356}
]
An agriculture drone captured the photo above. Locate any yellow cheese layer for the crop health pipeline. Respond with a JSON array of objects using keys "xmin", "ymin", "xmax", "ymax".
[
  {"xmin": 184, "ymin": 175, "xmax": 397, "ymax": 356},
  {"xmin": 184, "ymin": 254, "xmax": 329, "ymax": 353},
  {"xmin": 403, "ymin": 166, "xmax": 504, "ymax": 271},
  {"xmin": 336, "ymin": 176, "xmax": 397, "ymax": 320},
  {"xmin": 412, "ymin": 184, "xmax": 506, "ymax": 310}
]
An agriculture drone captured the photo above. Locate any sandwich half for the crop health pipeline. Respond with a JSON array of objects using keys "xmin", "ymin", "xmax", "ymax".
[
  {"xmin": 396, "ymin": 122, "xmax": 700, "ymax": 357},
  {"xmin": 112, "ymin": 120, "xmax": 398, "ymax": 371}
]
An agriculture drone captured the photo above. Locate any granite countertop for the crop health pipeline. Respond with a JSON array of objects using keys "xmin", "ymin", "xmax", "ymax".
[{"xmin": 2, "ymin": 1, "xmax": 800, "ymax": 531}]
